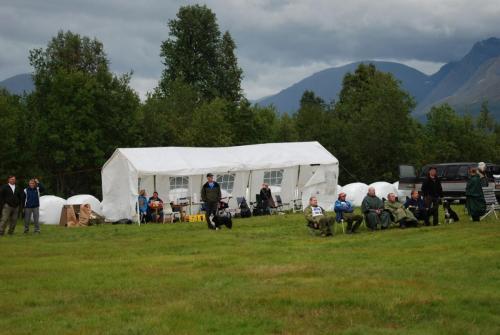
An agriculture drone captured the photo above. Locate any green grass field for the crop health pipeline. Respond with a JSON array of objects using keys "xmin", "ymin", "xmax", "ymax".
[{"xmin": 1, "ymin": 207, "xmax": 499, "ymax": 335}]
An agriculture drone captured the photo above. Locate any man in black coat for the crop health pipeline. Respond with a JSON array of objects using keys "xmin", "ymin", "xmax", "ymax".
[
  {"xmin": 421, "ymin": 167, "xmax": 443, "ymax": 226},
  {"xmin": 0, "ymin": 175, "xmax": 24, "ymax": 235},
  {"xmin": 201, "ymin": 173, "xmax": 222, "ymax": 230}
]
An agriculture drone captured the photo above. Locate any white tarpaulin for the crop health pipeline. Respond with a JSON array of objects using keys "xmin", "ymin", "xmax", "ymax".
[
  {"xmin": 341, "ymin": 182, "xmax": 369, "ymax": 206},
  {"xmin": 101, "ymin": 142, "xmax": 339, "ymax": 221},
  {"xmin": 369, "ymin": 182, "xmax": 398, "ymax": 200},
  {"xmin": 39, "ymin": 195, "xmax": 66, "ymax": 225},
  {"xmin": 66, "ymin": 194, "xmax": 103, "ymax": 216}
]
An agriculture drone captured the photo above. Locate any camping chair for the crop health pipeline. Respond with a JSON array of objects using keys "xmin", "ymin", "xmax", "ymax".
[
  {"xmin": 252, "ymin": 194, "xmax": 268, "ymax": 215},
  {"xmin": 274, "ymin": 195, "xmax": 289, "ymax": 214},
  {"xmin": 307, "ymin": 221, "xmax": 322, "ymax": 236},
  {"xmin": 480, "ymin": 187, "xmax": 499, "ymax": 220},
  {"xmin": 333, "ymin": 209, "xmax": 347, "ymax": 234},
  {"xmin": 292, "ymin": 199, "xmax": 303, "ymax": 213}
]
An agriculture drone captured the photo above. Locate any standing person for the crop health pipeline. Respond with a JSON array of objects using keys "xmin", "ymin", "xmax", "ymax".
[
  {"xmin": 466, "ymin": 168, "xmax": 486, "ymax": 222},
  {"xmin": 421, "ymin": 167, "xmax": 443, "ymax": 226},
  {"xmin": 304, "ymin": 196, "xmax": 334, "ymax": 237},
  {"xmin": 334, "ymin": 192, "xmax": 363, "ymax": 234},
  {"xmin": 0, "ymin": 176, "xmax": 24, "ymax": 236},
  {"xmin": 138, "ymin": 189, "xmax": 148, "ymax": 223},
  {"xmin": 361, "ymin": 187, "xmax": 391, "ymax": 230},
  {"xmin": 259, "ymin": 183, "xmax": 275, "ymax": 214},
  {"xmin": 201, "ymin": 173, "xmax": 221, "ymax": 230},
  {"xmin": 23, "ymin": 178, "xmax": 45, "ymax": 234}
]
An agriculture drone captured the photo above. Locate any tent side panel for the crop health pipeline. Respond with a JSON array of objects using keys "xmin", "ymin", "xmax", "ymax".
[
  {"xmin": 300, "ymin": 164, "xmax": 339, "ymax": 211},
  {"xmin": 102, "ymin": 152, "xmax": 138, "ymax": 221}
]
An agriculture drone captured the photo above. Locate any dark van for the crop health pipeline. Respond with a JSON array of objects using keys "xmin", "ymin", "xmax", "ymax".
[{"xmin": 399, "ymin": 163, "xmax": 500, "ymax": 202}]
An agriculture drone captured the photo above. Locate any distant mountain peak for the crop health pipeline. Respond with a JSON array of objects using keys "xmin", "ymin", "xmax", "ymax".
[
  {"xmin": 0, "ymin": 73, "xmax": 34, "ymax": 95},
  {"xmin": 467, "ymin": 37, "xmax": 500, "ymax": 60}
]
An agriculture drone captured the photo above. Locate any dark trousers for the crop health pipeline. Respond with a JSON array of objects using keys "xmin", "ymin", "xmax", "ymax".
[
  {"xmin": 411, "ymin": 209, "xmax": 429, "ymax": 225},
  {"xmin": 0, "ymin": 204, "xmax": 19, "ymax": 235},
  {"xmin": 427, "ymin": 199, "xmax": 440, "ymax": 225},
  {"xmin": 205, "ymin": 202, "xmax": 219, "ymax": 229},
  {"xmin": 343, "ymin": 212, "xmax": 363, "ymax": 232},
  {"xmin": 24, "ymin": 207, "xmax": 40, "ymax": 232}
]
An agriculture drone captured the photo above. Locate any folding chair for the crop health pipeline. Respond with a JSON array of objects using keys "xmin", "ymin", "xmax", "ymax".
[
  {"xmin": 274, "ymin": 195, "xmax": 290, "ymax": 214},
  {"xmin": 480, "ymin": 187, "xmax": 499, "ymax": 220}
]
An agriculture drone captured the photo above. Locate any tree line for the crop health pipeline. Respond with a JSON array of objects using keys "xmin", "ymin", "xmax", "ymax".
[{"xmin": 1, "ymin": 4, "xmax": 499, "ymax": 197}]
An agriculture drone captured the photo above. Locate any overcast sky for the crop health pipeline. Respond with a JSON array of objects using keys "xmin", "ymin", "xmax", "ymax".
[{"xmin": 1, "ymin": 0, "xmax": 500, "ymax": 100}]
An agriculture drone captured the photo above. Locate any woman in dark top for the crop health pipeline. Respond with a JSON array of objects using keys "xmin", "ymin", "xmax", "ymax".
[
  {"xmin": 421, "ymin": 167, "xmax": 443, "ymax": 226},
  {"xmin": 466, "ymin": 168, "xmax": 486, "ymax": 221}
]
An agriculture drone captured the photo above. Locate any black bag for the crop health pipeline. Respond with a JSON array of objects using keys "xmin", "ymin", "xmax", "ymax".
[{"xmin": 240, "ymin": 208, "xmax": 251, "ymax": 218}]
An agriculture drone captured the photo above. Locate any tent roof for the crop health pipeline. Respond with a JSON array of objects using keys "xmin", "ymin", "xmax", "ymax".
[{"xmin": 104, "ymin": 141, "xmax": 337, "ymax": 176}]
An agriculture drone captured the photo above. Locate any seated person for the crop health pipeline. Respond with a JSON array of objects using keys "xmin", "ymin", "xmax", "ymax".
[
  {"xmin": 384, "ymin": 193, "xmax": 418, "ymax": 228},
  {"xmin": 148, "ymin": 191, "xmax": 164, "ymax": 222},
  {"xmin": 304, "ymin": 196, "xmax": 334, "ymax": 237},
  {"xmin": 334, "ymin": 192, "xmax": 363, "ymax": 234},
  {"xmin": 361, "ymin": 187, "xmax": 391, "ymax": 230},
  {"xmin": 404, "ymin": 190, "xmax": 429, "ymax": 226},
  {"xmin": 138, "ymin": 189, "xmax": 149, "ymax": 223}
]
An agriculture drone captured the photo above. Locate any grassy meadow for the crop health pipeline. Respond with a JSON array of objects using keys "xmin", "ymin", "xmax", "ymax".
[{"xmin": 0, "ymin": 206, "xmax": 499, "ymax": 334}]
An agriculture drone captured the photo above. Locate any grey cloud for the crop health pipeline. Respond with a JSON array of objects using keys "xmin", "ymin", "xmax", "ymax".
[{"xmin": 1, "ymin": 0, "xmax": 500, "ymax": 100}]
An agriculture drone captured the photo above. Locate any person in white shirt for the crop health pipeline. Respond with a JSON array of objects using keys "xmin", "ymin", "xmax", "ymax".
[
  {"xmin": 0, "ymin": 176, "xmax": 24, "ymax": 236},
  {"xmin": 304, "ymin": 196, "xmax": 334, "ymax": 237}
]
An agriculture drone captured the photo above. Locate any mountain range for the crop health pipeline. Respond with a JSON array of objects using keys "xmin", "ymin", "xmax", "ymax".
[
  {"xmin": 257, "ymin": 37, "xmax": 500, "ymax": 119},
  {"xmin": 0, "ymin": 73, "xmax": 33, "ymax": 95},
  {"xmin": 2, "ymin": 38, "xmax": 500, "ymax": 118}
]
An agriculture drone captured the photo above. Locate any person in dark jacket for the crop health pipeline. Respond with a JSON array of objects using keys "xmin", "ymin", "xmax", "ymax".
[
  {"xmin": 23, "ymin": 178, "xmax": 45, "ymax": 233},
  {"xmin": 259, "ymin": 183, "xmax": 275, "ymax": 214},
  {"xmin": 201, "ymin": 173, "xmax": 221, "ymax": 230},
  {"xmin": 334, "ymin": 192, "xmax": 363, "ymax": 233},
  {"xmin": 404, "ymin": 190, "xmax": 429, "ymax": 225},
  {"xmin": 0, "ymin": 175, "xmax": 24, "ymax": 235},
  {"xmin": 421, "ymin": 167, "xmax": 443, "ymax": 226},
  {"xmin": 466, "ymin": 168, "xmax": 486, "ymax": 221}
]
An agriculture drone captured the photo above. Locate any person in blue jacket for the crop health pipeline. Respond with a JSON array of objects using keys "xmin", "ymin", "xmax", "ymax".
[
  {"xmin": 23, "ymin": 178, "xmax": 45, "ymax": 234},
  {"xmin": 138, "ymin": 189, "xmax": 148, "ymax": 223},
  {"xmin": 334, "ymin": 192, "xmax": 363, "ymax": 234},
  {"xmin": 404, "ymin": 190, "xmax": 429, "ymax": 226}
]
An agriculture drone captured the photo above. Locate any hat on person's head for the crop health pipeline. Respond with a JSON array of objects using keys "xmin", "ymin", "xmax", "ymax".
[
  {"xmin": 478, "ymin": 162, "xmax": 486, "ymax": 170},
  {"xmin": 207, "ymin": 173, "xmax": 214, "ymax": 177}
]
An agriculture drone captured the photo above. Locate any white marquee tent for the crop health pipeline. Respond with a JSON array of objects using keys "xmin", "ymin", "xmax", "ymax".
[{"xmin": 101, "ymin": 142, "xmax": 339, "ymax": 221}]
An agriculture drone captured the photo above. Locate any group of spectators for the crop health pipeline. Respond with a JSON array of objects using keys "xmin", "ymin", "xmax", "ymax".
[
  {"xmin": 304, "ymin": 164, "xmax": 492, "ymax": 237},
  {"xmin": 0, "ymin": 175, "xmax": 44, "ymax": 235}
]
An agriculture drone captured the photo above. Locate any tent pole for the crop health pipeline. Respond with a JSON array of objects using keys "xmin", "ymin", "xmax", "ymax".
[
  {"xmin": 154, "ymin": 175, "xmax": 157, "ymax": 192},
  {"xmin": 248, "ymin": 170, "xmax": 253, "ymax": 204},
  {"xmin": 137, "ymin": 176, "xmax": 141, "ymax": 226},
  {"xmin": 294, "ymin": 165, "xmax": 301, "ymax": 211}
]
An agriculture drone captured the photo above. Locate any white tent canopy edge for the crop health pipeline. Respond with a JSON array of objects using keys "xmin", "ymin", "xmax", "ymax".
[{"xmin": 101, "ymin": 141, "xmax": 339, "ymax": 221}]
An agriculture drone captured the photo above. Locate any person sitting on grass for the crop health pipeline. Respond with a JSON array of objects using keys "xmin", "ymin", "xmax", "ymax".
[
  {"xmin": 334, "ymin": 192, "xmax": 363, "ymax": 234},
  {"xmin": 404, "ymin": 190, "xmax": 429, "ymax": 226},
  {"xmin": 304, "ymin": 196, "xmax": 334, "ymax": 237},
  {"xmin": 384, "ymin": 193, "xmax": 418, "ymax": 228},
  {"xmin": 361, "ymin": 187, "xmax": 391, "ymax": 231},
  {"xmin": 148, "ymin": 191, "xmax": 164, "ymax": 223}
]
